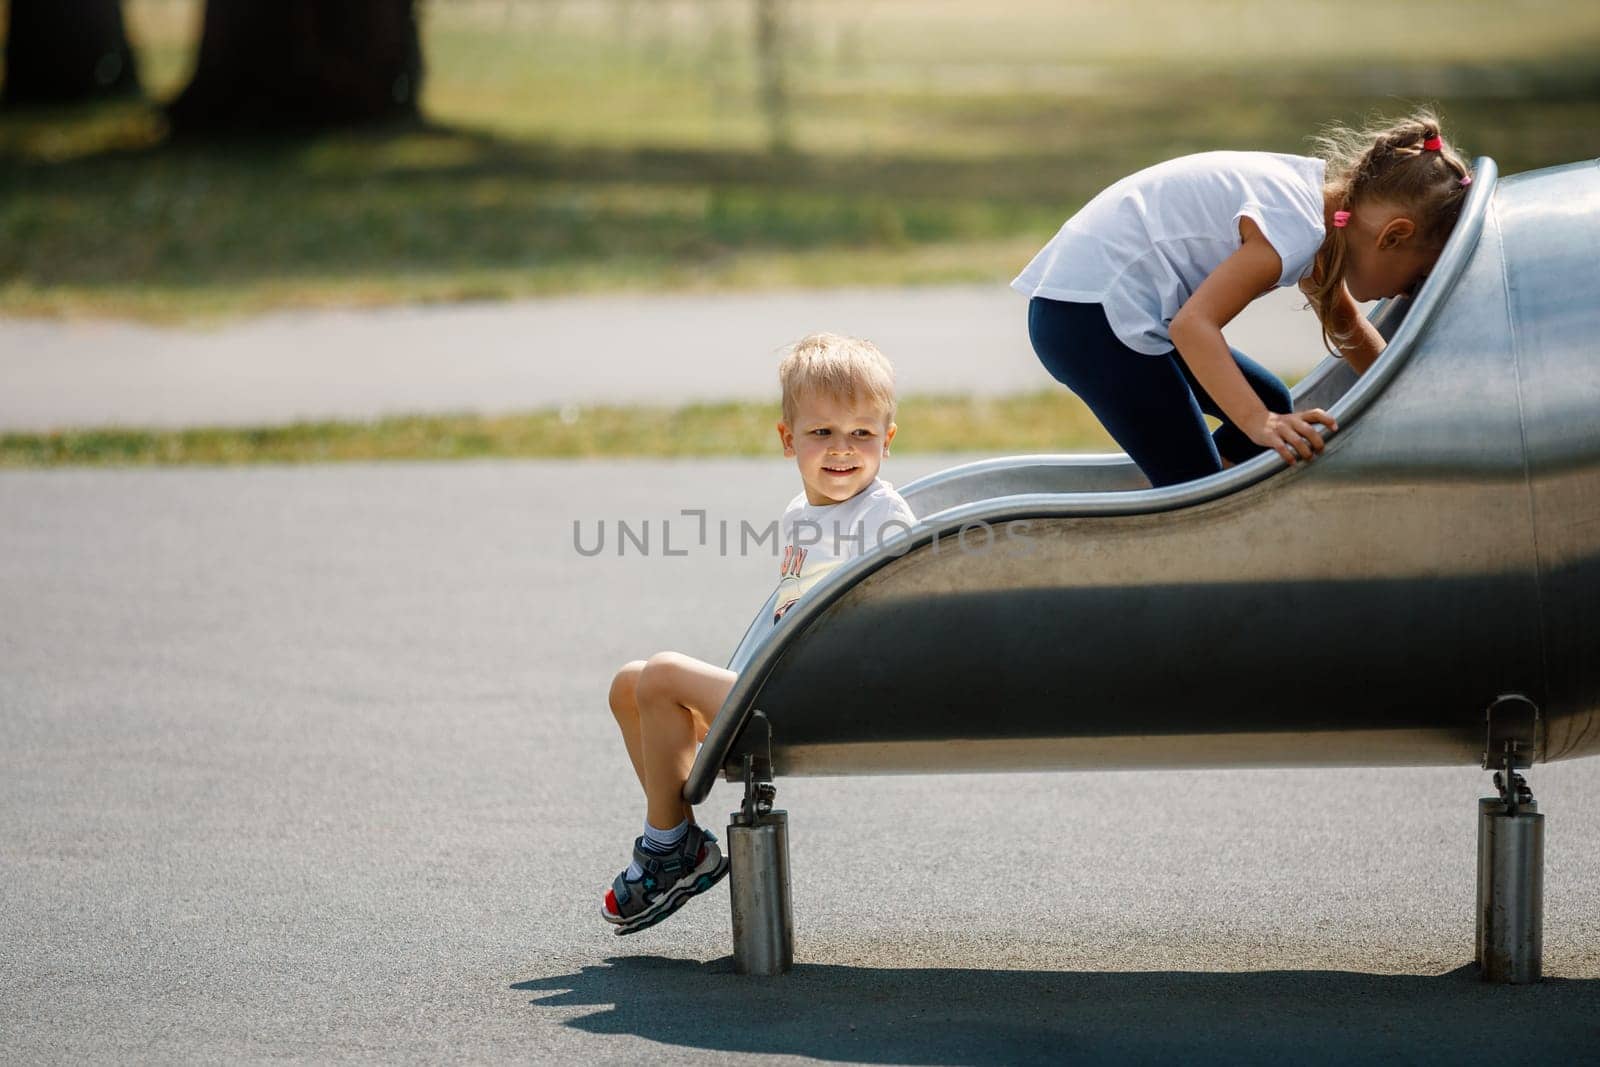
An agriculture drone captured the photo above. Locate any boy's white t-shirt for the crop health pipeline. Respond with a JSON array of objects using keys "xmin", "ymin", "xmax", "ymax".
[
  {"xmin": 773, "ymin": 476, "xmax": 916, "ymax": 624},
  {"xmin": 1010, "ymin": 150, "xmax": 1328, "ymax": 355}
]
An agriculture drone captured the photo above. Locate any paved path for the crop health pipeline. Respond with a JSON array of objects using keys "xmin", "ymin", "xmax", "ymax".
[
  {"xmin": 0, "ymin": 286, "xmax": 1332, "ymax": 431},
  {"xmin": 2, "ymin": 457, "xmax": 1596, "ymax": 1062}
]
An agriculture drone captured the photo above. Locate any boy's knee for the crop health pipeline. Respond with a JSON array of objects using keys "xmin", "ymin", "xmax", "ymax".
[
  {"xmin": 637, "ymin": 651, "xmax": 689, "ymax": 703},
  {"xmin": 609, "ymin": 660, "xmax": 648, "ymax": 716}
]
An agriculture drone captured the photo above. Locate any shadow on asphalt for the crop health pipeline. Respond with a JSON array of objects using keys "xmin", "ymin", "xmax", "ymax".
[{"xmin": 513, "ymin": 955, "xmax": 1599, "ymax": 1063}]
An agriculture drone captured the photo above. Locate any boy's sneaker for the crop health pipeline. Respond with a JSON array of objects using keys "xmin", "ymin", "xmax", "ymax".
[{"xmin": 601, "ymin": 824, "xmax": 729, "ymax": 935}]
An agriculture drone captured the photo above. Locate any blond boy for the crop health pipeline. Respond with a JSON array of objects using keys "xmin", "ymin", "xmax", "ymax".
[{"xmin": 601, "ymin": 333, "xmax": 916, "ymax": 934}]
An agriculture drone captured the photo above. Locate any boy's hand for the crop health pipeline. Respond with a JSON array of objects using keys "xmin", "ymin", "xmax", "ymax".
[{"xmin": 1245, "ymin": 409, "xmax": 1338, "ymax": 465}]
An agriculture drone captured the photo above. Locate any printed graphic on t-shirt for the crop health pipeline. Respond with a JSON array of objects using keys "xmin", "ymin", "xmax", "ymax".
[{"xmin": 781, "ymin": 544, "xmax": 806, "ymax": 578}]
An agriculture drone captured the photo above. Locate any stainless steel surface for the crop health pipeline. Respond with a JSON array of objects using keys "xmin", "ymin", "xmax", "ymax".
[
  {"xmin": 1476, "ymin": 796, "xmax": 1495, "ymax": 968},
  {"xmin": 728, "ymin": 810, "xmax": 794, "ymax": 976},
  {"xmin": 1476, "ymin": 794, "xmax": 1538, "ymax": 969},
  {"xmin": 688, "ymin": 156, "xmax": 1600, "ymax": 801},
  {"xmin": 1476, "ymin": 798, "xmax": 1487, "ymax": 969},
  {"xmin": 1481, "ymin": 808, "xmax": 1545, "ymax": 983}
]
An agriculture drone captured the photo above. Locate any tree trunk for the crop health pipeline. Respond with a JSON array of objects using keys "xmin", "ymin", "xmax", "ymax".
[
  {"xmin": 2, "ymin": 0, "xmax": 142, "ymax": 107},
  {"xmin": 166, "ymin": 0, "xmax": 422, "ymax": 136},
  {"xmin": 753, "ymin": 0, "xmax": 791, "ymax": 154}
]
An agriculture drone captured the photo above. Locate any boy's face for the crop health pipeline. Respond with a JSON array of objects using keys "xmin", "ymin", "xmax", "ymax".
[{"xmin": 777, "ymin": 389, "xmax": 897, "ymax": 507}]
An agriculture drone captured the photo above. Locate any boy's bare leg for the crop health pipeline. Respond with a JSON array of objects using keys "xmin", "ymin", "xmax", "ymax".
[
  {"xmin": 607, "ymin": 660, "xmax": 649, "ymax": 790},
  {"xmin": 635, "ymin": 652, "xmax": 738, "ymax": 831},
  {"xmin": 610, "ymin": 658, "xmax": 702, "ymax": 826}
]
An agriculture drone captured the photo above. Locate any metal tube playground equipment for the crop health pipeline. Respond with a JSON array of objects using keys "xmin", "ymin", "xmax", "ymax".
[{"xmin": 691, "ymin": 157, "xmax": 1600, "ymax": 981}]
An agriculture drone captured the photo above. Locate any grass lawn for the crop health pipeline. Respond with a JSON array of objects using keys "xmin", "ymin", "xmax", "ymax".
[
  {"xmin": 1, "ymin": 0, "xmax": 1597, "ymax": 322},
  {"xmin": 0, "ymin": 389, "xmax": 1124, "ymax": 467}
]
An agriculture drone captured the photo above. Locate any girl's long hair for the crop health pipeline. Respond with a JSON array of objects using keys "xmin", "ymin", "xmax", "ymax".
[{"xmin": 1305, "ymin": 109, "xmax": 1473, "ymax": 355}]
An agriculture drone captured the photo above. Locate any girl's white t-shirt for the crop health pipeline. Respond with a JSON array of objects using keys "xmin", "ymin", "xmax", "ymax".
[
  {"xmin": 1011, "ymin": 151, "xmax": 1328, "ymax": 355},
  {"xmin": 773, "ymin": 476, "xmax": 916, "ymax": 624}
]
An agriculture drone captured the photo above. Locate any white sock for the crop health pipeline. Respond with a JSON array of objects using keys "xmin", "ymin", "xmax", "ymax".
[{"xmin": 626, "ymin": 818, "xmax": 688, "ymax": 880}]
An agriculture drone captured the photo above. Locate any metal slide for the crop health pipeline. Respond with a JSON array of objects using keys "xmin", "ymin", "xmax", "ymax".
[
  {"xmin": 688, "ymin": 156, "xmax": 1600, "ymax": 980},
  {"xmin": 688, "ymin": 155, "xmax": 1600, "ymax": 798}
]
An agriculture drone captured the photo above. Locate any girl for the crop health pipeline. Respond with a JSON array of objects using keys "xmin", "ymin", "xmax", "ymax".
[{"xmin": 1013, "ymin": 111, "xmax": 1474, "ymax": 487}]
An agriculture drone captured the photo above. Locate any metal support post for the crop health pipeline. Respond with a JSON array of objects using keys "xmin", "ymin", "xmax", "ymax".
[
  {"xmin": 727, "ymin": 712, "xmax": 793, "ymax": 975},
  {"xmin": 1477, "ymin": 740, "xmax": 1543, "ymax": 981},
  {"xmin": 1476, "ymin": 694, "xmax": 1543, "ymax": 984}
]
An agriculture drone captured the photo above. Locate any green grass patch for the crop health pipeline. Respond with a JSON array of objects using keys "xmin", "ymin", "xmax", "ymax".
[
  {"xmin": 2, "ymin": 0, "xmax": 1598, "ymax": 321},
  {"xmin": 0, "ymin": 390, "xmax": 1119, "ymax": 467}
]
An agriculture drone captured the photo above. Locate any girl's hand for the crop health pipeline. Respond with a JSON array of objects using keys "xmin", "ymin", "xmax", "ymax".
[{"xmin": 1245, "ymin": 409, "xmax": 1338, "ymax": 465}]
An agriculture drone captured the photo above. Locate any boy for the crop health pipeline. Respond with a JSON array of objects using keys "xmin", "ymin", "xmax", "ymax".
[{"xmin": 601, "ymin": 332, "xmax": 917, "ymax": 934}]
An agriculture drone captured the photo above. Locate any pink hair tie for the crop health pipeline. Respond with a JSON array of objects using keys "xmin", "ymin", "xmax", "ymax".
[
  {"xmin": 1332, "ymin": 210, "xmax": 1351, "ymax": 228},
  {"xmin": 1459, "ymin": 174, "xmax": 1473, "ymax": 187},
  {"xmin": 1423, "ymin": 135, "xmax": 1443, "ymax": 151}
]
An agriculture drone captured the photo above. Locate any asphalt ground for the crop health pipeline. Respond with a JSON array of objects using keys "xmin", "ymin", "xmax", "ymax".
[
  {"xmin": 0, "ymin": 286, "xmax": 1331, "ymax": 432},
  {"xmin": 2, "ymin": 456, "xmax": 1597, "ymax": 1063}
]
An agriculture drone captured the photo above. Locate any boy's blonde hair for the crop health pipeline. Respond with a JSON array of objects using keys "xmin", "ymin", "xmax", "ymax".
[
  {"xmin": 1305, "ymin": 108, "xmax": 1474, "ymax": 355},
  {"xmin": 778, "ymin": 332, "xmax": 897, "ymax": 428}
]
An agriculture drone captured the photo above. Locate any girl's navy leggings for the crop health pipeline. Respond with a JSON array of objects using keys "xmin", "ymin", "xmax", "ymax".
[{"xmin": 1026, "ymin": 296, "xmax": 1293, "ymax": 488}]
